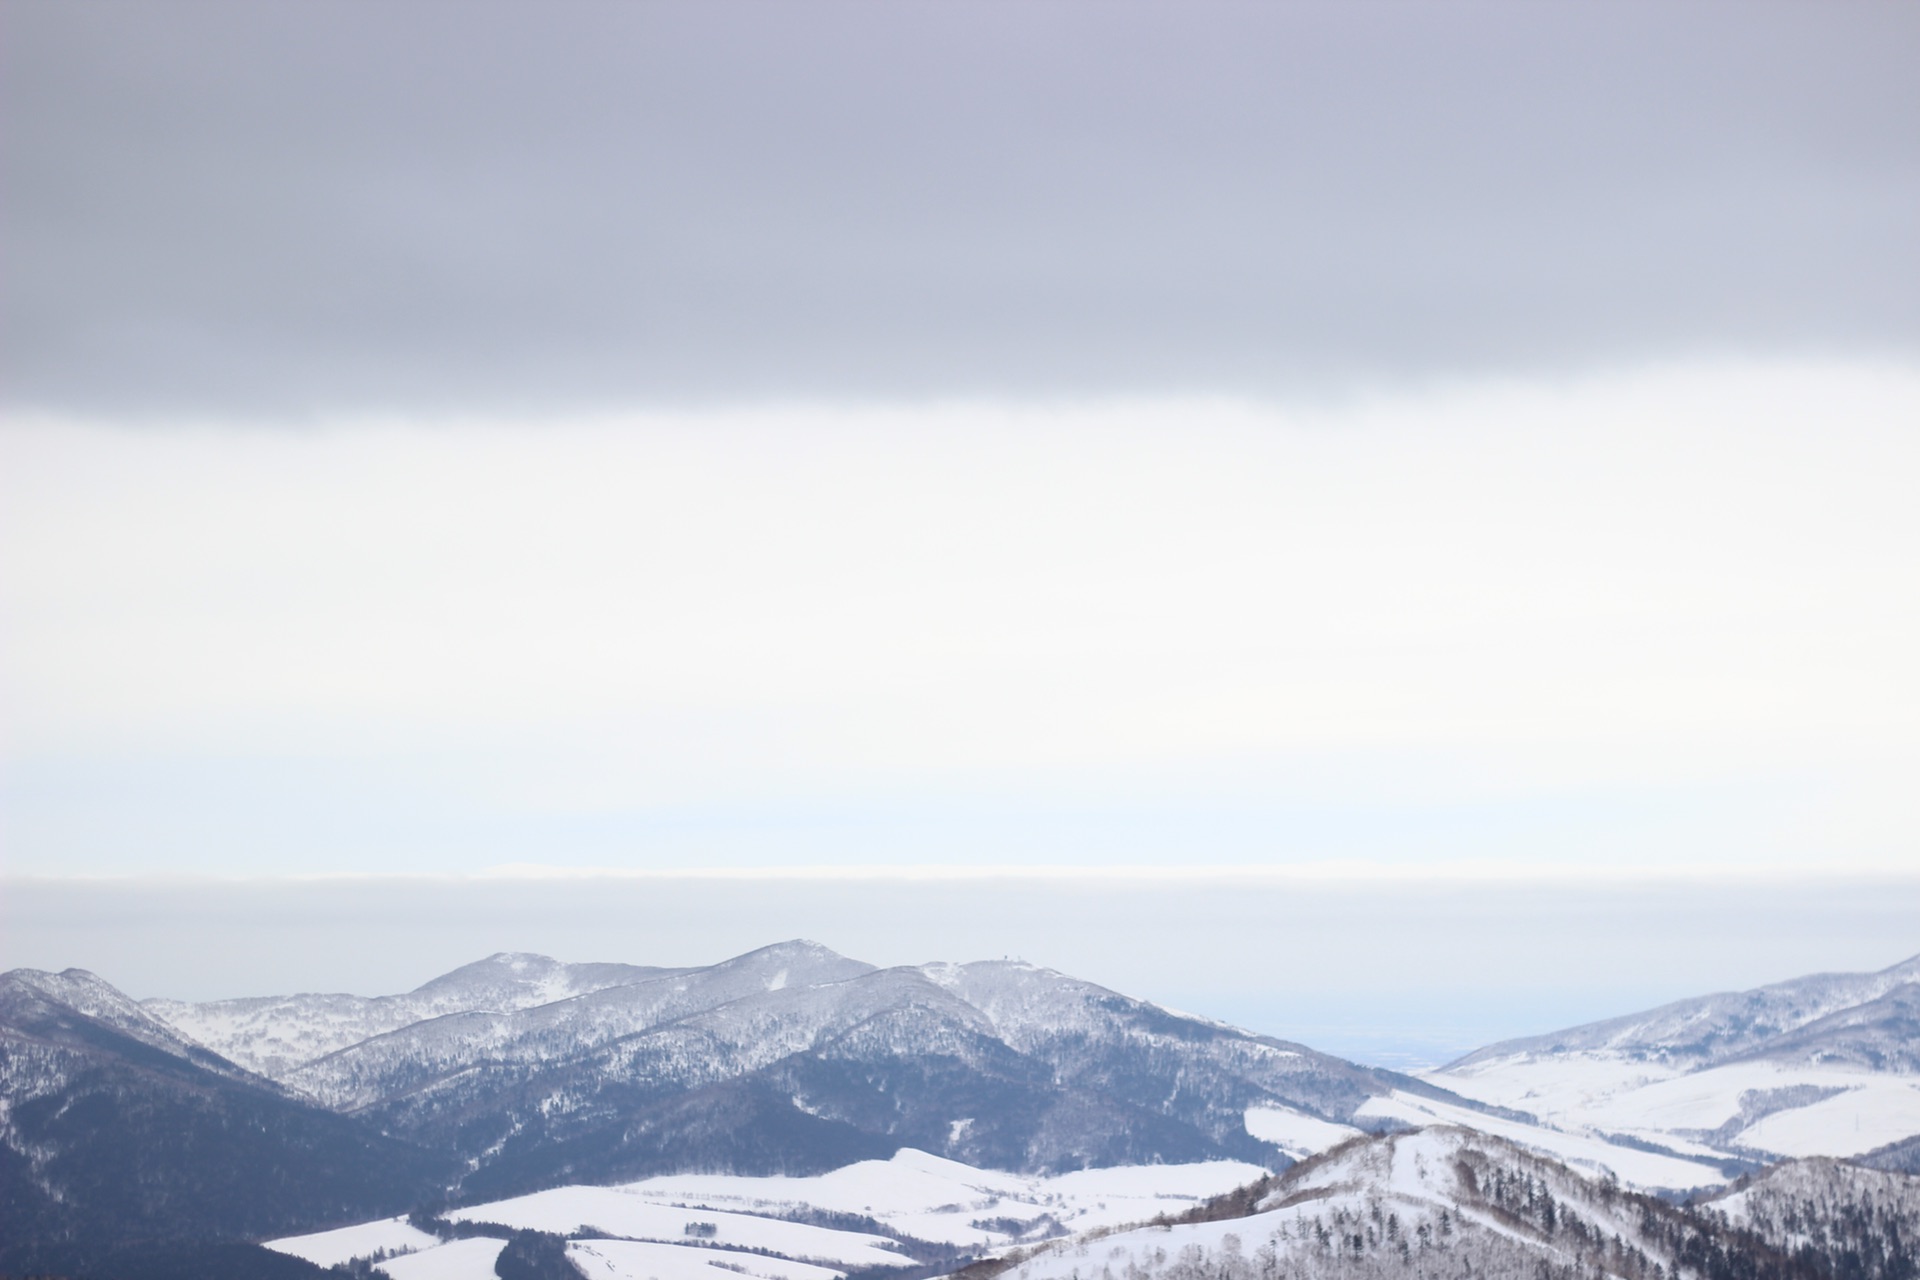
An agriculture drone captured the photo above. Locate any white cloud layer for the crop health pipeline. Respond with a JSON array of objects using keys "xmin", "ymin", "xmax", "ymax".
[{"xmin": 3, "ymin": 359, "xmax": 1917, "ymax": 874}]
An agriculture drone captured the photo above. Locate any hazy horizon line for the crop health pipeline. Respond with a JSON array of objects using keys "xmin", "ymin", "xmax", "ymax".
[{"xmin": 10, "ymin": 860, "xmax": 1919, "ymax": 886}]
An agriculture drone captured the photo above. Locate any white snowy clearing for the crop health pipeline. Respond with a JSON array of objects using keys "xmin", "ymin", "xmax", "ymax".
[
  {"xmin": 1430, "ymin": 1053, "xmax": 1920, "ymax": 1160},
  {"xmin": 374, "ymin": 1237, "xmax": 507, "ymax": 1280},
  {"xmin": 564, "ymin": 1239, "xmax": 844, "ymax": 1280},
  {"xmin": 609, "ymin": 1148, "xmax": 1269, "ymax": 1249},
  {"xmin": 261, "ymin": 1216, "xmax": 443, "ymax": 1268},
  {"xmin": 1241, "ymin": 1106, "xmax": 1362, "ymax": 1160},
  {"xmin": 442, "ymin": 1189, "xmax": 910, "ymax": 1267}
]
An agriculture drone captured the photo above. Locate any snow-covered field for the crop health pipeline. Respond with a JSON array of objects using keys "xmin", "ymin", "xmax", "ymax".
[
  {"xmin": 261, "ymin": 1216, "xmax": 442, "ymax": 1268},
  {"xmin": 565, "ymin": 1239, "xmax": 845, "ymax": 1280},
  {"xmin": 443, "ymin": 1189, "xmax": 911, "ymax": 1267},
  {"xmin": 263, "ymin": 1149, "xmax": 1269, "ymax": 1275},
  {"xmin": 262, "ymin": 1118, "xmax": 1742, "ymax": 1280},
  {"xmin": 1242, "ymin": 1105, "xmax": 1361, "ymax": 1160},
  {"xmin": 374, "ymin": 1237, "xmax": 507, "ymax": 1280},
  {"xmin": 622, "ymin": 1148, "xmax": 1269, "ymax": 1248},
  {"xmin": 1430, "ymin": 1052, "xmax": 1920, "ymax": 1160}
]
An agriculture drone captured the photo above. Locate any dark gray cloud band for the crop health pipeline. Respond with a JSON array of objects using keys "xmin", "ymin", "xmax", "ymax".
[{"xmin": 6, "ymin": 1, "xmax": 1917, "ymax": 417}]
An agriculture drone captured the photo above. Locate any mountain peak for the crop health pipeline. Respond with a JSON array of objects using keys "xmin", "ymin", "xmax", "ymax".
[
  {"xmin": 710, "ymin": 939, "xmax": 876, "ymax": 987},
  {"xmin": 416, "ymin": 951, "xmax": 566, "ymax": 990},
  {"xmin": 490, "ymin": 951, "xmax": 560, "ymax": 969},
  {"xmin": 4, "ymin": 965, "xmax": 161, "ymax": 1028},
  {"xmin": 747, "ymin": 939, "xmax": 854, "ymax": 962},
  {"xmin": 1, "ymin": 965, "xmax": 258, "ymax": 1077}
]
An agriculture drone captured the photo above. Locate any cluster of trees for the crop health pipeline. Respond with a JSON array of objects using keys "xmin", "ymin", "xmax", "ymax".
[
  {"xmin": 494, "ymin": 1231, "xmax": 583, "ymax": 1280},
  {"xmin": 1706, "ymin": 1162, "xmax": 1920, "ymax": 1280}
]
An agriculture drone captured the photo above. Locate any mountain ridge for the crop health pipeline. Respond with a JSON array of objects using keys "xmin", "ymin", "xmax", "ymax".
[
  {"xmin": 1446, "ymin": 952, "xmax": 1920, "ymax": 1072},
  {"xmin": 1426, "ymin": 950, "xmax": 1920, "ymax": 1175}
]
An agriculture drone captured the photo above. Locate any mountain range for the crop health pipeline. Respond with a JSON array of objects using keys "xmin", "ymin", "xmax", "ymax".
[
  {"xmin": 135, "ymin": 940, "xmax": 1462, "ymax": 1190},
  {"xmin": 3, "ymin": 942, "xmax": 1916, "ymax": 1280}
]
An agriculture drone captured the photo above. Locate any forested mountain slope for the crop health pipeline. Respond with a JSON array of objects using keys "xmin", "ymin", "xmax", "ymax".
[{"xmin": 0, "ymin": 968, "xmax": 446, "ymax": 1277}]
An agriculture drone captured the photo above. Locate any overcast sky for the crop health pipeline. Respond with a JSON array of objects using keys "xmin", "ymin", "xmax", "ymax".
[
  {"xmin": 7, "ymin": 1, "xmax": 1917, "ymax": 414},
  {"xmin": 3, "ymin": 2, "xmax": 1917, "ymax": 1047}
]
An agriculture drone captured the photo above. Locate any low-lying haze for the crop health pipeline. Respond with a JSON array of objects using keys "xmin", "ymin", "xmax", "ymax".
[{"xmin": 8, "ymin": 873, "xmax": 1918, "ymax": 1068}]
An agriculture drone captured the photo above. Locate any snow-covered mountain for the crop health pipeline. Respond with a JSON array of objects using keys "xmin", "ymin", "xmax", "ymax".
[
  {"xmin": 129, "ymin": 940, "xmax": 1465, "ymax": 1199},
  {"xmin": 1, "ymin": 965, "xmax": 258, "ymax": 1082},
  {"xmin": 0, "ymin": 967, "xmax": 446, "ymax": 1278},
  {"xmin": 1449, "ymin": 953, "xmax": 1920, "ymax": 1072},
  {"xmin": 1429, "ymin": 952, "xmax": 1920, "ymax": 1169},
  {"xmin": 143, "ymin": 951, "xmax": 688, "ymax": 1080}
]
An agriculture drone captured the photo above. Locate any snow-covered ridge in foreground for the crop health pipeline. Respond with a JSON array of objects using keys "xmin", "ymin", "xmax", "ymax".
[
  {"xmin": 263, "ymin": 1148, "xmax": 1269, "ymax": 1276},
  {"xmin": 994, "ymin": 1127, "xmax": 1821, "ymax": 1280},
  {"xmin": 1353, "ymin": 1090, "xmax": 1729, "ymax": 1193}
]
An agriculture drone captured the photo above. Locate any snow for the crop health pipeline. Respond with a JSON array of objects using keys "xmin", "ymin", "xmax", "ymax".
[
  {"xmin": 446, "ymin": 1187, "xmax": 913, "ymax": 1267},
  {"xmin": 263, "ymin": 1216, "xmax": 440, "ymax": 1267},
  {"xmin": 998, "ymin": 1131, "xmax": 1454, "ymax": 1280},
  {"xmin": 1001, "ymin": 1127, "xmax": 1711, "ymax": 1280},
  {"xmin": 615, "ymin": 1147, "xmax": 1267, "ymax": 1247},
  {"xmin": 1428, "ymin": 1052, "xmax": 1920, "ymax": 1161},
  {"xmin": 269, "ymin": 1151, "xmax": 1270, "ymax": 1280},
  {"xmin": 1354, "ymin": 1090, "xmax": 1728, "ymax": 1192},
  {"xmin": 1433, "ymin": 1051, "xmax": 1688, "ymax": 1121},
  {"xmin": 566, "ymin": 1239, "xmax": 844, "ymax": 1280},
  {"xmin": 375, "ymin": 1238, "xmax": 506, "ymax": 1280},
  {"xmin": 1736, "ymin": 1078, "xmax": 1920, "ymax": 1157},
  {"xmin": 1242, "ymin": 1105, "xmax": 1361, "ymax": 1158},
  {"xmin": 1445, "ymin": 954, "xmax": 1920, "ymax": 1072},
  {"xmin": 141, "ymin": 944, "xmax": 869, "ymax": 1091},
  {"xmin": 1043, "ymin": 1162, "xmax": 1267, "ymax": 1202}
]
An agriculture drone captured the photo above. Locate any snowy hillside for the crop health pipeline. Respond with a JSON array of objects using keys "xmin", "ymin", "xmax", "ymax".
[
  {"xmin": 0, "ymin": 968, "xmax": 445, "ymax": 1277},
  {"xmin": 1447, "ymin": 953, "xmax": 1920, "ymax": 1072},
  {"xmin": 1429, "ymin": 952, "xmax": 1920, "ymax": 1169},
  {"xmin": 991, "ymin": 1127, "xmax": 1870, "ymax": 1280},
  {"xmin": 2, "ymin": 966, "xmax": 259, "ymax": 1081}
]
